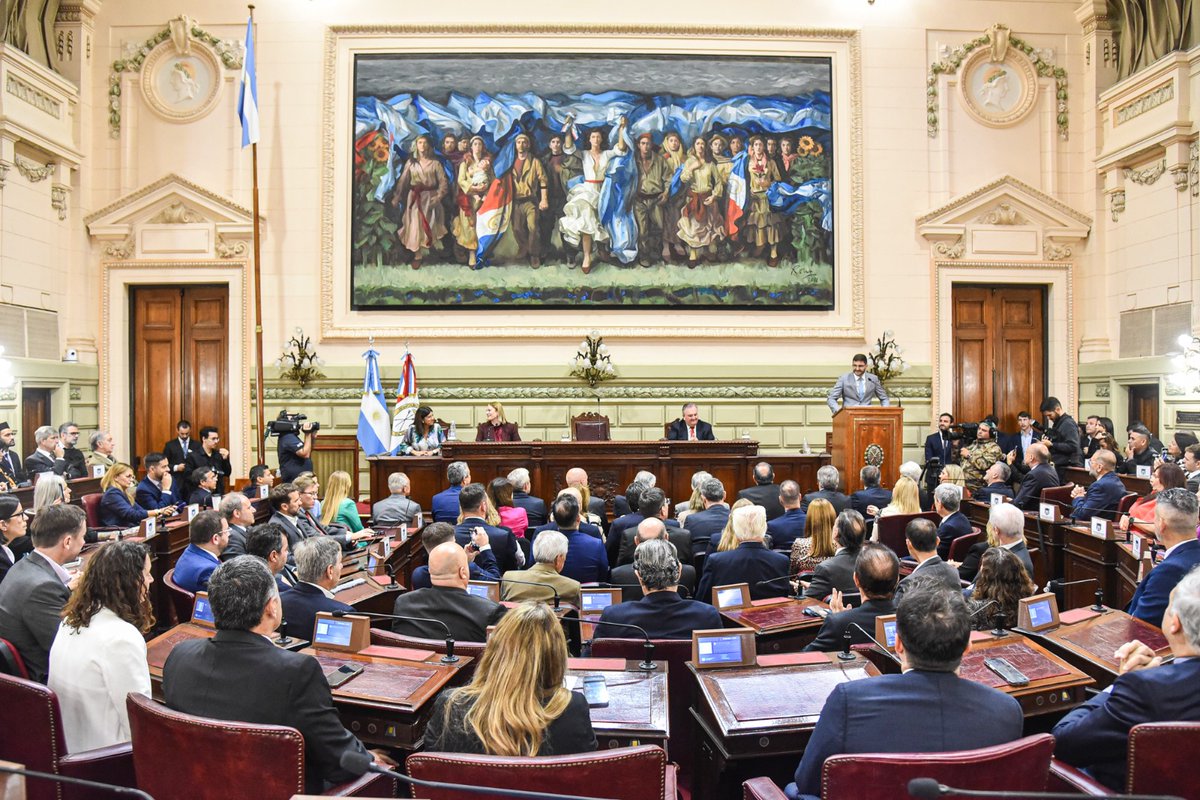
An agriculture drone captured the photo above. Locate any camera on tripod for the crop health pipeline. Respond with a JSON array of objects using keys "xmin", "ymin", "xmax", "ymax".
[{"xmin": 267, "ymin": 410, "xmax": 319, "ymax": 437}]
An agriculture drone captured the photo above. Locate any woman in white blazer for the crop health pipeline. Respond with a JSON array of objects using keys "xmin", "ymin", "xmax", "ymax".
[{"xmin": 48, "ymin": 540, "xmax": 154, "ymax": 752}]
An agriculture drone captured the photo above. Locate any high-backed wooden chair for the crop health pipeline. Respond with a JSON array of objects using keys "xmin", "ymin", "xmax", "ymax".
[
  {"xmin": 572, "ymin": 412, "xmax": 611, "ymax": 441},
  {"xmin": 162, "ymin": 568, "xmax": 195, "ymax": 627},
  {"xmin": 874, "ymin": 511, "xmax": 940, "ymax": 556}
]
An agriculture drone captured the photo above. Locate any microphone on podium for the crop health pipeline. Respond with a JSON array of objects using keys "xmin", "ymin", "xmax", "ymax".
[{"xmin": 557, "ymin": 614, "xmax": 657, "ymax": 671}]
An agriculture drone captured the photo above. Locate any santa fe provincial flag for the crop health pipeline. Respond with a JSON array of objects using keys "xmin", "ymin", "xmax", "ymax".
[
  {"xmin": 389, "ymin": 351, "xmax": 419, "ymax": 454},
  {"xmin": 357, "ymin": 345, "xmax": 391, "ymax": 457}
]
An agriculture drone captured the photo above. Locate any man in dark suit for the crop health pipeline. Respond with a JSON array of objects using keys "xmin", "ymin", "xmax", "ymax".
[
  {"xmin": 686, "ymin": 478, "xmax": 730, "ymax": 554},
  {"xmin": 933, "ymin": 483, "xmax": 972, "ymax": 561},
  {"xmin": 665, "ymin": 402, "xmax": 715, "ymax": 441},
  {"xmin": 826, "ymin": 354, "xmax": 889, "ymax": 415},
  {"xmin": 0, "ymin": 422, "xmax": 25, "ymax": 486},
  {"xmin": 801, "ymin": 466, "xmax": 850, "ymax": 514},
  {"xmin": 957, "ymin": 503, "xmax": 1034, "ymax": 582},
  {"xmin": 786, "ymin": 584, "xmax": 1023, "ymax": 799},
  {"xmin": 245, "ymin": 523, "xmax": 298, "ymax": 594},
  {"xmin": 697, "ymin": 505, "xmax": 790, "ymax": 602},
  {"xmin": 392, "ymin": 542, "xmax": 507, "ymax": 642},
  {"xmin": 549, "ymin": 493, "xmax": 609, "ymax": 584},
  {"xmin": 279, "ymin": 537, "xmax": 354, "ymax": 640},
  {"xmin": 737, "ymin": 462, "xmax": 785, "ymax": 520},
  {"xmin": 1040, "ymin": 396, "xmax": 1084, "ymax": 480},
  {"xmin": 609, "ymin": 519, "xmax": 697, "ymax": 600},
  {"xmin": 805, "ymin": 511, "xmax": 866, "ymax": 600},
  {"xmin": 188, "ymin": 467, "xmax": 217, "ymax": 509},
  {"xmin": 1053, "ymin": 569, "xmax": 1200, "ymax": 790},
  {"xmin": 267, "ymin": 482, "xmax": 308, "ymax": 558},
  {"xmin": 163, "ymin": 556, "xmax": 377, "ymax": 792},
  {"xmin": 409, "ymin": 522, "xmax": 499, "ymax": 589},
  {"xmin": 183, "ymin": 426, "xmax": 233, "ymax": 497},
  {"xmin": 766, "ymin": 480, "xmax": 807, "ymax": 552},
  {"xmin": 453, "ymin": 482, "xmax": 520, "ymax": 573},
  {"xmin": 1006, "ymin": 411, "xmax": 1039, "ymax": 479},
  {"xmin": 972, "ymin": 462, "xmax": 1015, "ymax": 503},
  {"xmin": 606, "ymin": 481, "xmax": 679, "ymax": 564},
  {"xmin": 25, "ymin": 425, "xmax": 67, "ymax": 477},
  {"xmin": 1069, "ymin": 450, "xmax": 1125, "ymax": 522},
  {"xmin": 594, "ymin": 539, "xmax": 719, "ymax": 639},
  {"xmin": 161, "ymin": 419, "xmax": 194, "ymax": 477},
  {"xmin": 0, "ymin": 504, "xmax": 82, "ymax": 682},
  {"xmin": 135, "ymin": 452, "xmax": 178, "ymax": 511},
  {"xmin": 804, "ymin": 543, "xmax": 898, "ymax": 652},
  {"xmin": 565, "ymin": 467, "xmax": 607, "ymax": 525},
  {"xmin": 849, "ymin": 465, "xmax": 891, "ymax": 516},
  {"xmin": 610, "ymin": 473, "xmax": 655, "ymax": 524},
  {"xmin": 617, "ymin": 488, "xmax": 692, "ymax": 565},
  {"xmin": 895, "ymin": 518, "xmax": 961, "ymax": 600},
  {"xmin": 218, "ymin": 492, "xmax": 257, "ymax": 561},
  {"xmin": 431, "ymin": 461, "xmax": 470, "ymax": 523},
  {"xmin": 1127, "ymin": 488, "xmax": 1200, "ymax": 627},
  {"xmin": 1183, "ymin": 443, "xmax": 1200, "ymax": 493},
  {"xmin": 507, "ymin": 467, "xmax": 547, "ymax": 527},
  {"xmin": 1120, "ymin": 425, "xmax": 1158, "ymax": 476},
  {"xmin": 924, "ymin": 412, "xmax": 957, "ymax": 468},
  {"xmin": 57, "ymin": 422, "xmax": 87, "ymax": 480},
  {"xmin": 1012, "ymin": 443, "xmax": 1061, "ymax": 511}
]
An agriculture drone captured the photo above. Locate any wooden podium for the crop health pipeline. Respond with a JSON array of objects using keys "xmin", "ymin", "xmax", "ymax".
[{"xmin": 831, "ymin": 407, "xmax": 904, "ymax": 494}]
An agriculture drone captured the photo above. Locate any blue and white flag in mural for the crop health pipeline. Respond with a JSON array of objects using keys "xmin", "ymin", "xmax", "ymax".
[
  {"xmin": 357, "ymin": 345, "xmax": 391, "ymax": 457},
  {"xmin": 768, "ymin": 178, "xmax": 833, "ymax": 231}
]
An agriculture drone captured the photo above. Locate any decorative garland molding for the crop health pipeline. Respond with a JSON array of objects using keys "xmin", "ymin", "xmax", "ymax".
[
  {"xmin": 15, "ymin": 156, "xmax": 54, "ymax": 182},
  {"xmin": 263, "ymin": 384, "xmax": 935, "ymax": 402},
  {"xmin": 1123, "ymin": 159, "xmax": 1167, "ymax": 185}
]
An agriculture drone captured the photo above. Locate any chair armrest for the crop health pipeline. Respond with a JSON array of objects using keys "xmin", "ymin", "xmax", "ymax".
[
  {"xmin": 664, "ymin": 762, "xmax": 677, "ymax": 800},
  {"xmin": 58, "ymin": 742, "xmax": 135, "ymax": 793},
  {"xmin": 1048, "ymin": 760, "xmax": 1110, "ymax": 795},
  {"xmin": 743, "ymin": 776, "xmax": 789, "ymax": 800},
  {"xmin": 325, "ymin": 771, "xmax": 396, "ymax": 797}
]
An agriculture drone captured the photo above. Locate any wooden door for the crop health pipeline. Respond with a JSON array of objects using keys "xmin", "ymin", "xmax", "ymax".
[
  {"xmin": 952, "ymin": 285, "xmax": 1046, "ymax": 432},
  {"xmin": 21, "ymin": 388, "xmax": 50, "ymax": 457},
  {"xmin": 130, "ymin": 286, "xmax": 229, "ymax": 466},
  {"xmin": 1128, "ymin": 384, "xmax": 1159, "ymax": 436}
]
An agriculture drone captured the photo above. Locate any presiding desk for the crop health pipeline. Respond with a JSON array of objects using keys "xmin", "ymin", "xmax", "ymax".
[
  {"xmin": 720, "ymin": 597, "xmax": 828, "ymax": 653},
  {"xmin": 368, "ymin": 442, "xmax": 830, "ymax": 516}
]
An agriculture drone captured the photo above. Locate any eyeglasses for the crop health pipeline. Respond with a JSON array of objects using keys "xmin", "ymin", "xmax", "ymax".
[{"xmin": 300, "ymin": 490, "xmax": 318, "ymax": 497}]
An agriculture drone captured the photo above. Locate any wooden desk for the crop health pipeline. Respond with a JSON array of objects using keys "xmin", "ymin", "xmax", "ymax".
[
  {"xmin": 957, "ymin": 633, "xmax": 1093, "ymax": 717},
  {"xmin": 689, "ymin": 652, "xmax": 879, "ymax": 800},
  {"xmin": 1022, "ymin": 608, "xmax": 1172, "ymax": 689},
  {"xmin": 720, "ymin": 597, "xmax": 827, "ymax": 654},
  {"xmin": 567, "ymin": 658, "xmax": 669, "ymax": 750},
  {"xmin": 1061, "ymin": 524, "xmax": 1124, "ymax": 610},
  {"xmin": 12, "ymin": 475, "xmax": 103, "ymax": 508},
  {"xmin": 332, "ymin": 570, "xmax": 402, "ymax": 616},
  {"xmin": 368, "ymin": 443, "xmax": 830, "ymax": 518}
]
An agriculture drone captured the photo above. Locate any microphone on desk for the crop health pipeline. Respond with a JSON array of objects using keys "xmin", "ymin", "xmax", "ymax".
[
  {"xmin": 339, "ymin": 750, "xmax": 621, "ymax": 800},
  {"xmin": 558, "ymin": 615, "xmax": 657, "ymax": 672},
  {"xmin": 846, "ymin": 622, "xmax": 901, "ymax": 666},
  {"xmin": 966, "ymin": 599, "xmax": 1008, "ymax": 637},
  {"xmin": 274, "ymin": 618, "xmax": 293, "ymax": 646},
  {"xmin": 907, "ymin": 776, "xmax": 1182, "ymax": 800},
  {"xmin": 500, "ymin": 576, "xmax": 561, "ymax": 608},
  {"xmin": 756, "ymin": 571, "xmax": 808, "ymax": 599},
  {"xmin": 1045, "ymin": 578, "xmax": 1105, "ymax": 612},
  {"xmin": 0, "ymin": 763, "xmax": 154, "ymax": 799},
  {"xmin": 330, "ymin": 609, "xmax": 458, "ymax": 664}
]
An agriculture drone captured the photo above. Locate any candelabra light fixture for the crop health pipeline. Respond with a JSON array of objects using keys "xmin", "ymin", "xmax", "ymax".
[
  {"xmin": 868, "ymin": 329, "xmax": 908, "ymax": 390},
  {"xmin": 276, "ymin": 327, "xmax": 325, "ymax": 388},
  {"xmin": 569, "ymin": 331, "xmax": 617, "ymax": 389},
  {"xmin": 1171, "ymin": 334, "xmax": 1200, "ymax": 392}
]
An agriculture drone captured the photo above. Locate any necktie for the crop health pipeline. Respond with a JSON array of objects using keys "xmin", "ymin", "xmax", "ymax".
[
  {"xmin": 689, "ymin": 427, "xmax": 696, "ymax": 441},
  {"xmin": 857, "ymin": 378, "xmax": 864, "ymax": 400}
]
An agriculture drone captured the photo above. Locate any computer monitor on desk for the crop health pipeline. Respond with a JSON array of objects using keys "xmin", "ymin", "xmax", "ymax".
[
  {"xmin": 691, "ymin": 628, "xmax": 756, "ymax": 669},
  {"xmin": 467, "ymin": 581, "xmax": 500, "ymax": 601},
  {"xmin": 1018, "ymin": 593, "xmax": 1060, "ymax": 632},
  {"xmin": 874, "ymin": 614, "xmax": 897, "ymax": 652},
  {"xmin": 712, "ymin": 583, "xmax": 751, "ymax": 611},
  {"xmin": 581, "ymin": 588, "xmax": 621, "ymax": 613},
  {"xmin": 312, "ymin": 612, "xmax": 370, "ymax": 653},
  {"xmin": 191, "ymin": 593, "xmax": 215, "ymax": 628}
]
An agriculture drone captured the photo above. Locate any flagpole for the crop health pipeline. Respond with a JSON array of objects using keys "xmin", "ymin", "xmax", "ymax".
[{"xmin": 248, "ymin": 4, "xmax": 266, "ymax": 467}]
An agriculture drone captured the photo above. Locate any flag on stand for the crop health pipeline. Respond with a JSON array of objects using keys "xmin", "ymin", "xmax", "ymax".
[
  {"xmin": 389, "ymin": 351, "xmax": 419, "ymax": 454},
  {"xmin": 357, "ymin": 345, "xmax": 391, "ymax": 456},
  {"xmin": 237, "ymin": 16, "xmax": 259, "ymax": 148}
]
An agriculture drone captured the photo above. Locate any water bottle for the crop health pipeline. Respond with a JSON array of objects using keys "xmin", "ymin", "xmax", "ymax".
[
  {"xmin": 802, "ymin": 438, "xmax": 812, "ymax": 455},
  {"xmin": 448, "ymin": 421, "xmax": 457, "ymax": 441}
]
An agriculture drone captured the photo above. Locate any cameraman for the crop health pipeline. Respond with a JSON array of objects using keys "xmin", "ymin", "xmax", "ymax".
[{"xmin": 278, "ymin": 416, "xmax": 317, "ymax": 483}]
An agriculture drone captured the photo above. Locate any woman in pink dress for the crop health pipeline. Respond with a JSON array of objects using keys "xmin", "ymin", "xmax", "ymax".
[{"xmin": 488, "ymin": 478, "xmax": 529, "ymax": 538}]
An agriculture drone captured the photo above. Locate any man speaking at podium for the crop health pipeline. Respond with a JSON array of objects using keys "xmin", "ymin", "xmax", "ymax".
[{"xmin": 827, "ymin": 354, "xmax": 889, "ymax": 414}]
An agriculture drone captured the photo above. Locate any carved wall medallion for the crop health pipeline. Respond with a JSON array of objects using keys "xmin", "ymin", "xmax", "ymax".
[
  {"xmin": 1094, "ymin": 383, "xmax": 1110, "ymax": 398},
  {"xmin": 1110, "ymin": 190, "xmax": 1125, "ymax": 222},
  {"xmin": 864, "ymin": 443, "xmax": 885, "ymax": 467},
  {"xmin": 958, "ymin": 44, "xmax": 1039, "ymax": 129},
  {"xmin": 140, "ymin": 38, "xmax": 222, "ymax": 124},
  {"xmin": 103, "ymin": 237, "xmax": 134, "ymax": 259},
  {"xmin": 215, "ymin": 236, "xmax": 248, "ymax": 258}
]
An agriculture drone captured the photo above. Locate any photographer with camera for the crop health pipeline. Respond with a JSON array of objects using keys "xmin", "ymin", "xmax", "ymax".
[{"xmin": 274, "ymin": 412, "xmax": 319, "ymax": 483}]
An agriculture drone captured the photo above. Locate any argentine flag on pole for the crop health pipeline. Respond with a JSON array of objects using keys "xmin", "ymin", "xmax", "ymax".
[
  {"xmin": 237, "ymin": 16, "xmax": 259, "ymax": 147},
  {"xmin": 357, "ymin": 344, "xmax": 391, "ymax": 456},
  {"xmin": 389, "ymin": 351, "xmax": 419, "ymax": 454}
]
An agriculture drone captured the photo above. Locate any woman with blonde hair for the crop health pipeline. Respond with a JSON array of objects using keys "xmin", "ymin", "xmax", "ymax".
[
  {"xmin": 99, "ymin": 463, "xmax": 170, "ymax": 528},
  {"xmin": 321, "ymin": 470, "xmax": 367, "ymax": 532},
  {"xmin": 938, "ymin": 463, "xmax": 969, "ymax": 499},
  {"xmin": 676, "ymin": 470, "xmax": 711, "ymax": 524},
  {"xmin": 424, "ymin": 602, "xmax": 597, "ymax": 756},
  {"xmin": 476, "ymin": 401, "xmax": 520, "ymax": 442},
  {"xmin": 871, "ymin": 476, "xmax": 922, "ymax": 520},
  {"xmin": 791, "ymin": 498, "xmax": 837, "ymax": 574},
  {"xmin": 33, "ymin": 472, "xmax": 71, "ymax": 513},
  {"xmin": 715, "ymin": 498, "xmax": 755, "ymax": 553}
]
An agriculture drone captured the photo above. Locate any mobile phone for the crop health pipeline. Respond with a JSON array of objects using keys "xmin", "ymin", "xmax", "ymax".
[
  {"xmin": 581, "ymin": 674, "xmax": 609, "ymax": 708},
  {"xmin": 326, "ymin": 663, "xmax": 364, "ymax": 688}
]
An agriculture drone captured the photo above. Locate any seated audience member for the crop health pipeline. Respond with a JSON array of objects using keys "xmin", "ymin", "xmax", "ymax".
[
  {"xmin": 606, "ymin": 480, "xmax": 648, "ymax": 557},
  {"xmin": 172, "ymin": 510, "xmax": 229, "ymax": 593},
  {"xmin": 425, "ymin": 602, "xmax": 595, "ymax": 756},
  {"xmin": 188, "ymin": 467, "xmax": 217, "ymax": 508},
  {"xmin": 666, "ymin": 402, "xmax": 715, "ymax": 441},
  {"xmin": 564, "ymin": 467, "xmax": 607, "ymax": 526},
  {"xmin": 938, "ymin": 463, "xmax": 968, "ymax": 498},
  {"xmin": 676, "ymin": 470, "xmax": 712, "ymax": 523},
  {"xmin": 959, "ymin": 420, "xmax": 1003, "ymax": 492},
  {"xmin": 957, "ymin": 502, "xmax": 1034, "ymax": 582},
  {"xmin": 25, "ymin": 425, "xmax": 67, "ymax": 476},
  {"xmin": 1121, "ymin": 462, "xmax": 1185, "ymax": 533},
  {"xmin": 1120, "ymin": 425, "xmax": 1158, "ymax": 475},
  {"xmin": 612, "ymin": 471, "xmax": 657, "ymax": 519},
  {"xmin": 99, "ymin": 463, "xmax": 171, "ymax": 528},
  {"xmin": 411, "ymin": 522, "xmax": 498, "ymax": 589},
  {"xmin": 965, "ymin": 548, "xmax": 1036, "ymax": 629},
  {"xmin": 791, "ymin": 499, "xmax": 837, "ymax": 576},
  {"xmin": 0, "ymin": 505, "xmax": 85, "ymax": 682},
  {"xmin": 489, "ymin": 477, "xmax": 529, "ymax": 538},
  {"xmin": 1053, "ymin": 568, "xmax": 1200, "ymax": 790},
  {"xmin": 802, "ymin": 465, "xmax": 849, "ymax": 513},
  {"xmin": 685, "ymin": 477, "xmax": 731, "ymax": 554},
  {"xmin": 295, "ymin": 474, "xmax": 371, "ymax": 550},
  {"xmin": 219, "ymin": 492, "xmax": 256, "ymax": 561},
  {"xmin": 712, "ymin": 498, "xmax": 754, "ymax": 554},
  {"xmin": 508, "ymin": 467, "xmax": 547, "ymax": 527},
  {"xmin": 372, "ymin": 471, "xmax": 423, "ymax": 528},
  {"xmin": 135, "ymin": 452, "xmax": 177, "ymax": 511},
  {"xmin": 1127, "ymin": 488, "xmax": 1200, "ymax": 628},
  {"xmin": 1183, "ymin": 443, "xmax": 1200, "ymax": 492},
  {"xmin": 850, "ymin": 466, "xmax": 891, "ymax": 517},
  {"xmin": 0, "ymin": 495, "xmax": 26, "ymax": 585},
  {"xmin": 529, "ymin": 487, "xmax": 603, "ymax": 543},
  {"xmin": 432, "ymin": 461, "xmax": 471, "ymax": 523},
  {"xmin": 1012, "ymin": 443, "xmax": 1061, "ymax": 511},
  {"xmin": 737, "ymin": 461, "xmax": 785, "ymax": 520},
  {"xmin": 48, "ymin": 540, "xmax": 153, "ymax": 752},
  {"xmin": 399, "ymin": 405, "xmax": 445, "ymax": 456},
  {"xmin": 32, "ymin": 472, "xmax": 70, "ymax": 514},
  {"xmin": 267, "ymin": 482, "xmax": 306, "ymax": 554},
  {"xmin": 895, "ymin": 518, "xmax": 961, "ymax": 600},
  {"xmin": 785, "ymin": 585, "xmax": 1023, "ymax": 799},
  {"xmin": 933, "ymin": 483, "xmax": 972, "ymax": 560},
  {"xmin": 246, "ymin": 522, "xmax": 297, "ymax": 591},
  {"xmin": 609, "ymin": 518, "xmax": 698, "ymax": 600},
  {"xmin": 804, "ymin": 511, "xmax": 867, "ymax": 600},
  {"xmin": 595, "ymin": 539, "xmax": 720, "ymax": 639},
  {"xmin": 87, "ymin": 430, "xmax": 116, "ymax": 471},
  {"xmin": 546, "ymin": 493, "xmax": 608, "ymax": 584},
  {"xmin": 475, "ymin": 401, "xmax": 520, "ymax": 442},
  {"xmin": 279, "ymin": 537, "xmax": 354, "ymax": 641},
  {"xmin": 392, "ymin": 542, "xmax": 507, "ymax": 642},
  {"xmin": 899, "ymin": 460, "xmax": 933, "ymax": 511},
  {"xmin": 1070, "ymin": 450, "xmax": 1124, "ymax": 521},
  {"xmin": 1166, "ymin": 430, "xmax": 1197, "ymax": 463},
  {"xmin": 454, "ymin": 482, "xmax": 520, "ymax": 573},
  {"xmin": 501, "ymin": 530, "xmax": 581, "ymax": 608},
  {"xmin": 767, "ymin": 481, "xmax": 807, "ymax": 551},
  {"xmin": 804, "ymin": 542, "xmax": 899, "ymax": 652},
  {"xmin": 972, "ymin": 462, "xmax": 1015, "ymax": 503},
  {"xmin": 869, "ymin": 475, "xmax": 921, "ymax": 519},
  {"xmin": 248, "ymin": 463, "xmax": 275, "ymax": 495},
  {"xmin": 163, "ymin": 556, "xmax": 377, "ymax": 791},
  {"xmin": 617, "ymin": 487, "xmax": 692, "ymax": 565},
  {"xmin": 698, "ymin": 505, "xmax": 790, "ymax": 602},
  {"xmin": 320, "ymin": 470, "xmax": 371, "ymax": 533},
  {"xmin": 1095, "ymin": 430, "xmax": 1126, "ymax": 472}
]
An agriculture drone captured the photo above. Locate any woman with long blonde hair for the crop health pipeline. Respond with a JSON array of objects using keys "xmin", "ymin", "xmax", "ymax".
[
  {"xmin": 872, "ymin": 476, "xmax": 922, "ymax": 519},
  {"xmin": 939, "ymin": 463, "xmax": 969, "ymax": 498},
  {"xmin": 321, "ymin": 470, "xmax": 367, "ymax": 532},
  {"xmin": 715, "ymin": 498, "xmax": 755, "ymax": 552},
  {"xmin": 677, "ymin": 470, "xmax": 711, "ymax": 524},
  {"xmin": 99, "ymin": 463, "xmax": 169, "ymax": 528},
  {"xmin": 791, "ymin": 498, "xmax": 837, "ymax": 574},
  {"xmin": 424, "ymin": 603, "xmax": 597, "ymax": 756}
]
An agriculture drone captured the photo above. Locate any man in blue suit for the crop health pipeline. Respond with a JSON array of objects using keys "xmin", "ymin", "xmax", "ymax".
[
  {"xmin": 410, "ymin": 522, "xmax": 499, "ymax": 589},
  {"xmin": 1127, "ymin": 487, "xmax": 1200, "ymax": 628},
  {"xmin": 697, "ymin": 505, "xmax": 790, "ymax": 602},
  {"xmin": 552, "ymin": 493, "xmax": 609, "ymax": 584},
  {"xmin": 933, "ymin": 483, "xmax": 972, "ymax": 561},
  {"xmin": 1070, "ymin": 450, "xmax": 1125, "ymax": 521},
  {"xmin": 924, "ymin": 413, "xmax": 956, "ymax": 467},
  {"xmin": 786, "ymin": 584, "xmax": 1023, "ymax": 799},
  {"xmin": 1054, "ymin": 566, "xmax": 1200, "ymax": 790},
  {"xmin": 606, "ymin": 483, "xmax": 679, "ymax": 564},
  {"xmin": 135, "ymin": 452, "xmax": 177, "ymax": 511},
  {"xmin": 972, "ymin": 462, "xmax": 1015, "ymax": 504},
  {"xmin": 766, "ymin": 481, "xmax": 806, "ymax": 551},
  {"xmin": 849, "ymin": 465, "xmax": 891, "ymax": 516},
  {"xmin": 173, "ymin": 511, "xmax": 229, "ymax": 593},
  {"xmin": 665, "ymin": 402, "xmax": 715, "ymax": 441},
  {"xmin": 452, "ymin": 483, "xmax": 519, "ymax": 573},
  {"xmin": 431, "ymin": 461, "xmax": 470, "ymax": 523},
  {"xmin": 593, "ymin": 539, "xmax": 719, "ymax": 640},
  {"xmin": 686, "ymin": 478, "xmax": 731, "ymax": 554},
  {"xmin": 279, "ymin": 537, "xmax": 353, "ymax": 641}
]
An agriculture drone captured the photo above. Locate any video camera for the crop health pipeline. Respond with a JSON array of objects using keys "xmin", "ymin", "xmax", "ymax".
[
  {"xmin": 946, "ymin": 422, "xmax": 979, "ymax": 443},
  {"xmin": 267, "ymin": 410, "xmax": 319, "ymax": 437}
]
